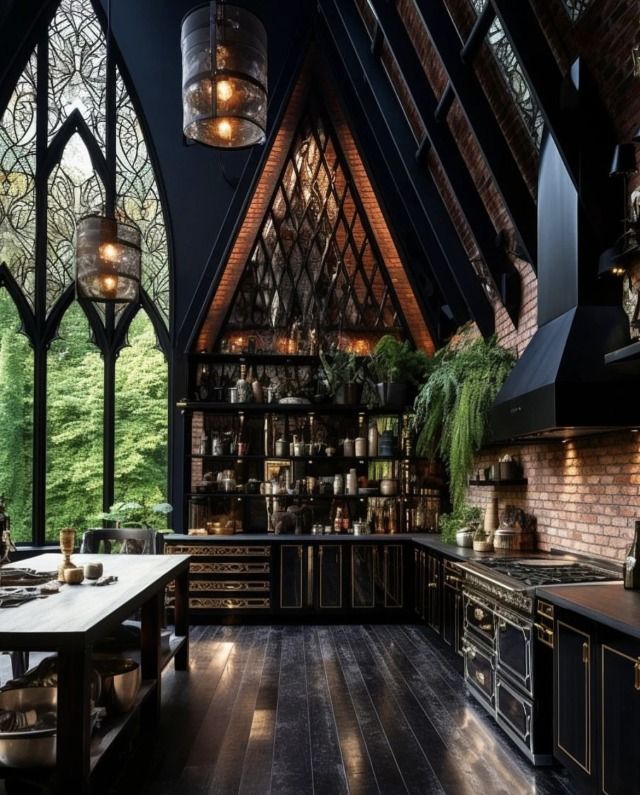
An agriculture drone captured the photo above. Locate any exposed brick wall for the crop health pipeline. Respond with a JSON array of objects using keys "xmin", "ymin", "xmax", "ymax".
[{"xmin": 469, "ymin": 431, "xmax": 640, "ymax": 562}]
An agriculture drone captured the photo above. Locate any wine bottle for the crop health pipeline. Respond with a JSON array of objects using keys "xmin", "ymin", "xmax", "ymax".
[{"xmin": 624, "ymin": 520, "xmax": 640, "ymax": 589}]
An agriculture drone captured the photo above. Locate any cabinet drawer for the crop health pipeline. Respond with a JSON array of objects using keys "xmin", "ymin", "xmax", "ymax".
[
  {"xmin": 189, "ymin": 596, "xmax": 271, "ymax": 610},
  {"xmin": 166, "ymin": 544, "xmax": 271, "ymax": 557},
  {"xmin": 189, "ymin": 561, "xmax": 270, "ymax": 575},
  {"xmin": 168, "ymin": 579, "xmax": 270, "ymax": 594}
]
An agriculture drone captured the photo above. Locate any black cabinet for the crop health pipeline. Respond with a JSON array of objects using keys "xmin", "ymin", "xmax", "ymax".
[
  {"xmin": 553, "ymin": 608, "xmax": 640, "ymax": 795},
  {"xmin": 600, "ymin": 635, "xmax": 640, "ymax": 794},
  {"xmin": 426, "ymin": 552, "xmax": 441, "ymax": 633},
  {"xmin": 413, "ymin": 548, "xmax": 426, "ymax": 620},
  {"xmin": 316, "ymin": 544, "xmax": 345, "ymax": 610},
  {"xmin": 442, "ymin": 559, "xmax": 464, "ymax": 656},
  {"xmin": 554, "ymin": 612, "xmax": 594, "ymax": 790},
  {"xmin": 279, "ymin": 544, "xmax": 307, "ymax": 610},
  {"xmin": 350, "ymin": 543, "xmax": 404, "ymax": 611}
]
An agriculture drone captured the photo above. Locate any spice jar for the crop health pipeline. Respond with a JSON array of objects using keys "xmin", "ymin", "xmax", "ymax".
[
  {"xmin": 355, "ymin": 437, "xmax": 367, "ymax": 457},
  {"xmin": 275, "ymin": 438, "xmax": 289, "ymax": 457}
]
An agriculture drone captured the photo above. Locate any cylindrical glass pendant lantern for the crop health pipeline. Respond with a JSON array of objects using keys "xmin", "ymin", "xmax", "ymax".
[
  {"xmin": 75, "ymin": 214, "xmax": 142, "ymax": 303},
  {"xmin": 181, "ymin": 2, "xmax": 267, "ymax": 148}
]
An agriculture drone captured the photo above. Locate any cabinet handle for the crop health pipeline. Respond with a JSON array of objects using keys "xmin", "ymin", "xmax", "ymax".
[
  {"xmin": 446, "ymin": 575, "xmax": 462, "ymax": 584},
  {"xmin": 582, "ymin": 642, "xmax": 589, "ymax": 665},
  {"xmin": 498, "ymin": 621, "xmax": 507, "ymax": 631},
  {"xmin": 533, "ymin": 622, "xmax": 554, "ymax": 637},
  {"xmin": 635, "ymin": 661, "xmax": 640, "ymax": 691},
  {"xmin": 428, "ymin": 582, "xmax": 438, "ymax": 589}
]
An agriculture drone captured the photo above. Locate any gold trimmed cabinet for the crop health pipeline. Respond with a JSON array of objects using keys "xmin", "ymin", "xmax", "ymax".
[
  {"xmin": 164, "ymin": 535, "xmax": 410, "ymax": 621},
  {"xmin": 553, "ymin": 605, "xmax": 640, "ymax": 795}
]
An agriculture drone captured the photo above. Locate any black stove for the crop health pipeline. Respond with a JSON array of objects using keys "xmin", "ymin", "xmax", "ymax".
[
  {"xmin": 458, "ymin": 555, "xmax": 620, "ymax": 615},
  {"xmin": 459, "ymin": 554, "xmax": 621, "ymax": 766},
  {"xmin": 474, "ymin": 557, "xmax": 619, "ymax": 587}
]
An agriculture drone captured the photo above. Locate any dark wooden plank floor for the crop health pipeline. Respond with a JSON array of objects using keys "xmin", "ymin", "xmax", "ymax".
[{"xmin": 0, "ymin": 626, "xmax": 576, "ymax": 794}]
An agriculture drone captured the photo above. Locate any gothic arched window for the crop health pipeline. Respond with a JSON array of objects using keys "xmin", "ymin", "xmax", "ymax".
[{"xmin": 0, "ymin": 0, "xmax": 170, "ymax": 543}]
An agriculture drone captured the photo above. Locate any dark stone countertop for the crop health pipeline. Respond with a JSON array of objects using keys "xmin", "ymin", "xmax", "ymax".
[
  {"xmin": 537, "ymin": 581, "xmax": 640, "ymax": 641},
  {"xmin": 164, "ymin": 533, "xmax": 502, "ymax": 562}
]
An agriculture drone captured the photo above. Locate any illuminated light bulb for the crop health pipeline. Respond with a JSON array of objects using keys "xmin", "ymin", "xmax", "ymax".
[
  {"xmin": 99, "ymin": 241, "xmax": 121, "ymax": 263},
  {"xmin": 217, "ymin": 119, "xmax": 232, "ymax": 140},
  {"xmin": 98, "ymin": 273, "xmax": 119, "ymax": 300},
  {"xmin": 216, "ymin": 79, "xmax": 233, "ymax": 102}
]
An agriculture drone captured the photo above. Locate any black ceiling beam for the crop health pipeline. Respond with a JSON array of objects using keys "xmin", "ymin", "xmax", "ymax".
[
  {"xmin": 317, "ymin": 22, "xmax": 462, "ymax": 341},
  {"xmin": 412, "ymin": 0, "xmax": 537, "ymax": 265},
  {"xmin": 319, "ymin": 0, "xmax": 495, "ymax": 337},
  {"xmin": 489, "ymin": 0, "xmax": 579, "ymax": 185},
  {"xmin": 460, "ymin": 3, "xmax": 495, "ymax": 64},
  {"xmin": 368, "ymin": 0, "xmax": 521, "ymax": 325}
]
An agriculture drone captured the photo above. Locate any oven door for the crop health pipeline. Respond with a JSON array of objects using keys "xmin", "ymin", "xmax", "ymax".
[
  {"xmin": 496, "ymin": 676, "xmax": 532, "ymax": 754},
  {"xmin": 495, "ymin": 608, "xmax": 532, "ymax": 696},
  {"xmin": 464, "ymin": 639, "xmax": 495, "ymax": 708},
  {"xmin": 463, "ymin": 592, "xmax": 496, "ymax": 648}
]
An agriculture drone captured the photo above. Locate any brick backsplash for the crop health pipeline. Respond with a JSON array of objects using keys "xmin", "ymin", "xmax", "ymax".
[{"xmin": 468, "ymin": 431, "xmax": 640, "ymax": 563}]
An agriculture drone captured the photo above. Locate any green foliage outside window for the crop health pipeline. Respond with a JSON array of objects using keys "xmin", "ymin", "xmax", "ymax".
[{"xmin": 0, "ymin": 289, "xmax": 33, "ymax": 541}]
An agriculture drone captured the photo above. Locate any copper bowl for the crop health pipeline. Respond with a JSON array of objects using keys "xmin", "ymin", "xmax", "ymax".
[
  {"xmin": 93, "ymin": 656, "xmax": 141, "ymax": 715},
  {"xmin": 0, "ymin": 687, "xmax": 57, "ymax": 767}
]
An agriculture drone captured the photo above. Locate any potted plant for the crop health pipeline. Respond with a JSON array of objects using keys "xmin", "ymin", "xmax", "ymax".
[
  {"xmin": 319, "ymin": 351, "xmax": 364, "ymax": 405},
  {"xmin": 369, "ymin": 335, "xmax": 430, "ymax": 409},
  {"xmin": 96, "ymin": 500, "xmax": 173, "ymax": 529},
  {"xmin": 413, "ymin": 327, "xmax": 515, "ymax": 510},
  {"xmin": 439, "ymin": 504, "xmax": 482, "ymax": 546}
]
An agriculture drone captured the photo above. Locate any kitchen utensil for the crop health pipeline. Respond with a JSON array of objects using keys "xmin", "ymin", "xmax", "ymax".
[
  {"xmin": 0, "ymin": 687, "xmax": 57, "ymax": 768},
  {"xmin": 92, "ymin": 656, "xmax": 141, "ymax": 715}
]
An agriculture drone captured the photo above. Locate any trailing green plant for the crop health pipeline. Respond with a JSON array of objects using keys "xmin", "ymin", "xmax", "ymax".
[
  {"xmin": 413, "ymin": 329, "xmax": 515, "ymax": 510},
  {"xmin": 319, "ymin": 351, "xmax": 364, "ymax": 396},
  {"xmin": 368, "ymin": 335, "xmax": 430, "ymax": 385},
  {"xmin": 438, "ymin": 504, "xmax": 482, "ymax": 544},
  {"xmin": 96, "ymin": 500, "xmax": 172, "ymax": 529}
]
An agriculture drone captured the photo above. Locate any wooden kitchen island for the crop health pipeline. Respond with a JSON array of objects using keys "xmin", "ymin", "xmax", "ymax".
[{"xmin": 0, "ymin": 553, "xmax": 190, "ymax": 793}]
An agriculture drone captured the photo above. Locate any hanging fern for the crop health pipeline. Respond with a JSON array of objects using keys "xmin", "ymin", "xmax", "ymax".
[{"xmin": 413, "ymin": 330, "xmax": 516, "ymax": 510}]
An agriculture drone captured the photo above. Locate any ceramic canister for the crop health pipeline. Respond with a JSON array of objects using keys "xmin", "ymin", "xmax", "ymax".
[{"xmin": 355, "ymin": 437, "xmax": 367, "ymax": 457}]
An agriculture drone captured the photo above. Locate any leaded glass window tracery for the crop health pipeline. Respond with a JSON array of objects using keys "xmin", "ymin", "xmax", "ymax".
[
  {"xmin": 561, "ymin": 0, "xmax": 593, "ymax": 23},
  {"xmin": 0, "ymin": 0, "xmax": 171, "ymax": 544},
  {"xmin": 47, "ymin": 0, "xmax": 107, "ymax": 147},
  {"xmin": 224, "ymin": 109, "xmax": 402, "ymax": 343},
  {"xmin": 116, "ymin": 68, "xmax": 170, "ymax": 325},
  {"xmin": 0, "ymin": 50, "xmax": 37, "ymax": 306},
  {"xmin": 470, "ymin": 0, "xmax": 543, "ymax": 148},
  {"xmin": 46, "ymin": 132, "xmax": 105, "ymax": 312}
]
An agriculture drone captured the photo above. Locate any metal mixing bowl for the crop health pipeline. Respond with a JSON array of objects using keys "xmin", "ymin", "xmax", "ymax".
[
  {"xmin": 93, "ymin": 656, "xmax": 141, "ymax": 715},
  {"xmin": 0, "ymin": 686, "xmax": 57, "ymax": 767}
]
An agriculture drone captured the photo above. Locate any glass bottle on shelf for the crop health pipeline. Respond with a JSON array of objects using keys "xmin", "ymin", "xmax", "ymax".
[
  {"xmin": 236, "ymin": 364, "xmax": 252, "ymax": 403},
  {"xmin": 263, "ymin": 415, "xmax": 271, "ymax": 457},
  {"xmin": 199, "ymin": 428, "xmax": 208, "ymax": 455},
  {"xmin": 334, "ymin": 505, "xmax": 343, "ymax": 534},
  {"xmin": 368, "ymin": 422, "xmax": 378, "ymax": 457}
]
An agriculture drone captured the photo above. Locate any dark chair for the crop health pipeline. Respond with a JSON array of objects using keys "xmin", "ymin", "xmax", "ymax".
[{"xmin": 80, "ymin": 527, "xmax": 158, "ymax": 555}]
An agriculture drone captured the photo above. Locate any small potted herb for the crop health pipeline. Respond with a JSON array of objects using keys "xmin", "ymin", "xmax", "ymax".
[
  {"xmin": 319, "ymin": 351, "xmax": 364, "ymax": 405},
  {"xmin": 369, "ymin": 335, "xmax": 430, "ymax": 409}
]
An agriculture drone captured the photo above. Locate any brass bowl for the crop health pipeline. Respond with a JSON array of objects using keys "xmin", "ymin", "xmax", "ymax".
[
  {"xmin": 93, "ymin": 656, "xmax": 141, "ymax": 715},
  {"xmin": 0, "ymin": 687, "xmax": 57, "ymax": 767}
]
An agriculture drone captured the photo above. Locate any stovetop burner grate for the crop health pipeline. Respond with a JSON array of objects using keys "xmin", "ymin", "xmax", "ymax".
[{"xmin": 475, "ymin": 558, "xmax": 620, "ymax": 587}]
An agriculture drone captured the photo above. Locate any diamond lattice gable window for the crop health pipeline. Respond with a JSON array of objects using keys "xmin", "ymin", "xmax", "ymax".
[{"xmin": 219, "ymin": 107, "xmax": 405, "ymax": 352}]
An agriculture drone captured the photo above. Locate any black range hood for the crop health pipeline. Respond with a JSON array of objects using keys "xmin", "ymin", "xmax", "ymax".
[{"xmin": 490, "ymin": 63, "xmax": 638, "ymax": 441}]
